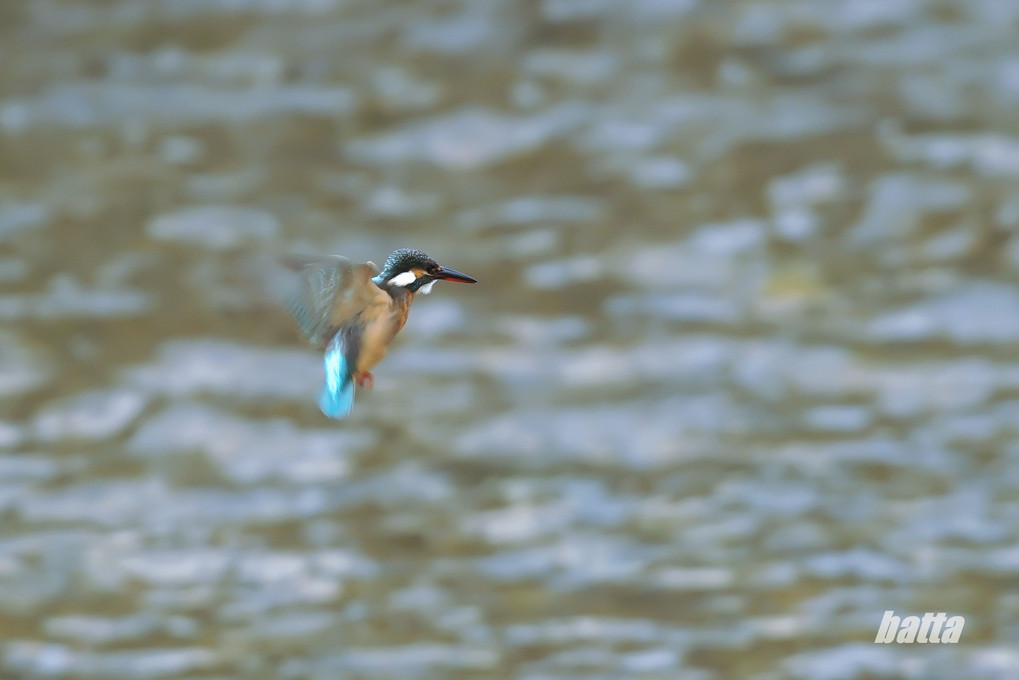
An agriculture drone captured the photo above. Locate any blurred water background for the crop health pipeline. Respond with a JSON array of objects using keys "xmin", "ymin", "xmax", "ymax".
[{"xmin": 2, "ymin": 0, "xmax": 1019, "ymax": 678}]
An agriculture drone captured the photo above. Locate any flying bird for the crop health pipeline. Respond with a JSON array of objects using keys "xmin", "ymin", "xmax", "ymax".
[{"xmin": 284, "ymin": 248, "xmax": 476, "ymax": 419}]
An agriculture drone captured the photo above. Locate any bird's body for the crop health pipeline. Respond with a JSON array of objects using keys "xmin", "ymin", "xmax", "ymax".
[{"xmin": 284, "ymin": 248, "xmax": 476, "ymax": 419}]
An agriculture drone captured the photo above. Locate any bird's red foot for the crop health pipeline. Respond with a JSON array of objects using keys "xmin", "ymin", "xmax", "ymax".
[{"xmin": 354, "ymin": 372, "xmax": 374, "ymax": 389}]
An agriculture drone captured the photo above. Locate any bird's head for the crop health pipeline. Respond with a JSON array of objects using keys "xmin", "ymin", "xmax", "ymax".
[{"xmin": 373, "ymin": 248, "xmax": 477, "ymax": 294}]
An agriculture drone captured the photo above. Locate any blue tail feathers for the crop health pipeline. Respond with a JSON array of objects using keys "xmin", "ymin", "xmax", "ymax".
[{"xmin": 319, "ymin": 340, "xmax": 355, "ymax": 419}]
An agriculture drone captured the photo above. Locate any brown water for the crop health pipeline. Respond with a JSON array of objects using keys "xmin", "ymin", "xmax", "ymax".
[{"xmin": 2, "ymin": 0, "xmax": 1019, "ymax": 678}]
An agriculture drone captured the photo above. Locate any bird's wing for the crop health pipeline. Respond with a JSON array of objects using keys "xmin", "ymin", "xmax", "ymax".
[{"xmin": 282, "ymin": 255, "xmax": 389, "ymax": 347}]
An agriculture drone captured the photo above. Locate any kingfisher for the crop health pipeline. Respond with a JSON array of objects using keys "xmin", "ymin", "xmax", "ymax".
[{"xmin": 284, "ymin": 248, "xmax": 476, "ymax": 419}]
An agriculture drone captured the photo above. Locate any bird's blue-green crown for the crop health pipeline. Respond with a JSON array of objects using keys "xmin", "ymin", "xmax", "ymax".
[{"xmin": 378, "ymin": 248, "xmax": 439, "ymax": 280}]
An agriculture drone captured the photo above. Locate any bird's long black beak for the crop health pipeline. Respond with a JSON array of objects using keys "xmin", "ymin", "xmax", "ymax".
[{"xmin": 435, "ymin": 266, "xmax": 477, "ymax": 283}]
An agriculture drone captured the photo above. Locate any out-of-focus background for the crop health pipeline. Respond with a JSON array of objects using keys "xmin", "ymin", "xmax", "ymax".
[{"xmin": 2, "ymin": 0, "xmax": 1018, "ymax": 678}]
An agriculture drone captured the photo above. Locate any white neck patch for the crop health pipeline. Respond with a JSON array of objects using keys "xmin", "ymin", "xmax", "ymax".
[
  {"xmin": 388, "ymin": 271, "xmax": 418, "ymax": 287},
  {"xmin": 418, "ymin": 280, "xmax": 436, "ymax": 295}
]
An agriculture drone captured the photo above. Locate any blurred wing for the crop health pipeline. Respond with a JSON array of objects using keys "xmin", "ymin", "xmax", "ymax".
[{"xmin": 283, "ymin": 255, "xmax": 385, "ymax": 346}]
